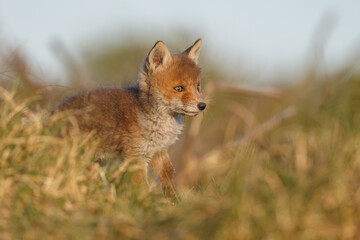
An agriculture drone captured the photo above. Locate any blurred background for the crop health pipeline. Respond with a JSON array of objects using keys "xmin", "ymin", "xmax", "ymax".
[
  {"xmin": 1, "ymin": 0, "xmax": 359, "ymax": 85},
  {"xmin": 1, "ymin": 1, "xmax": 360, "ymax": 239}
]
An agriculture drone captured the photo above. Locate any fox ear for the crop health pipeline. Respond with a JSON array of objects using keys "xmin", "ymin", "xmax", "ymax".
[
  {"xmin": 184, "ymin": 39, "xmax": 202, "ymax": 64},
  {"xmin": 146, "ymin": 41, "xmax": 172, "ymax": 71}
]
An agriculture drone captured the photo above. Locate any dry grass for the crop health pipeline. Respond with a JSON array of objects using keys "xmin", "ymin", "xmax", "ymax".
[{"xmin": 1, "ymin": 47, "xmax": 360, "ymax": 239}]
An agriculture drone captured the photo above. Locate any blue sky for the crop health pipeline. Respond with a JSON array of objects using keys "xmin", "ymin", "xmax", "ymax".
[{"xmin": 0, "ymin": 0, "xmax": 359, "ymax": 83}]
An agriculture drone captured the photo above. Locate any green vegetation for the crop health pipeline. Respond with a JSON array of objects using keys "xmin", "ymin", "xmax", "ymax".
[{"xmin": 1, "ymin": 43, "xmax": 360, "ymax": 239}]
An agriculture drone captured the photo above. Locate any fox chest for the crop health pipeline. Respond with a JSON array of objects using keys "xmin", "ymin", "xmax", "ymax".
[{"xmin": 139, "ymin": 115, "xmax": 183, "ymax": 159}]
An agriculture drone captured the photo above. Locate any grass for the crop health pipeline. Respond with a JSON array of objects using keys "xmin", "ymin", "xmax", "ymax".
[{"xmin": 1, "ymin": 57, "xmax": 360, "ymax": 239}]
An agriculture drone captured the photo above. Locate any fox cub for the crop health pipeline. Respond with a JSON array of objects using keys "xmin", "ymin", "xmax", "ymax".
[{"xmin": 56, "ymin": 39, "xmax": 206, "ymax": 198}]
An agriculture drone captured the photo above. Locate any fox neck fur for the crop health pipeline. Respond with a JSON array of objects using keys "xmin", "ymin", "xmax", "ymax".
[{"xmin": 136, "ymin": 65, "xmax": 184, "ymax": 159}]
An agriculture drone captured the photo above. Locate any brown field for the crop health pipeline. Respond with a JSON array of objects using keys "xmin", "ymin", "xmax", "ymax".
[{"xmin": 1, "ymin": 40, "xmax": 360, "ymax": 239}]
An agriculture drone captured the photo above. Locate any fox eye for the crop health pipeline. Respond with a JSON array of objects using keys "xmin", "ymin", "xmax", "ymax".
[
  {"xmin": 174, "ymin": 86, "xmax": 185, "ymax": 92},
  {"xmin": 197, "ymin": 84, "xmax": 200, "ymax": 91}
]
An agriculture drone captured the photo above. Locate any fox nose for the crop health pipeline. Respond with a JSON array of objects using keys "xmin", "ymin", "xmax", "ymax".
[{"xmin": 197, "ymin": 102, "xmax": 207, "ymax": 111}]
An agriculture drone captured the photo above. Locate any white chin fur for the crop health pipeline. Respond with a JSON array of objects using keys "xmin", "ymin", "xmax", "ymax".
[
  {"xmin": 176, "ymin": 106, "xmax": 200, "ymax": 116},
  {"xmin": 183, "ymin": 111, "xmax": 199, "ymax": 116}
]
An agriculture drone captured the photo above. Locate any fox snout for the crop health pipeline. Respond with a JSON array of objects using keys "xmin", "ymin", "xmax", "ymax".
[{"xmin": 179, "ymin": 100, "xmax": 206, "ymax": 116}]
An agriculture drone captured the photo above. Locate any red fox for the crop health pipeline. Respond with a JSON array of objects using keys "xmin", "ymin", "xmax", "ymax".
[{"xmin": 56, "ymin": 39, "xmax": 206, "ymax": 198}]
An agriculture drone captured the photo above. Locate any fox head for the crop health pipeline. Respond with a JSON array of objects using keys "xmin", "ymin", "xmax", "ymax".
[{"xmin": 139, "ymin": 39, "xmax": 206, "ymax": 116}]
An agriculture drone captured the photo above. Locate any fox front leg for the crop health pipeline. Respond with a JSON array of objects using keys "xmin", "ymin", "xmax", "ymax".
[{"xmin": 150, "ymin": 151, "xmax": 178, "ymax": 200}]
